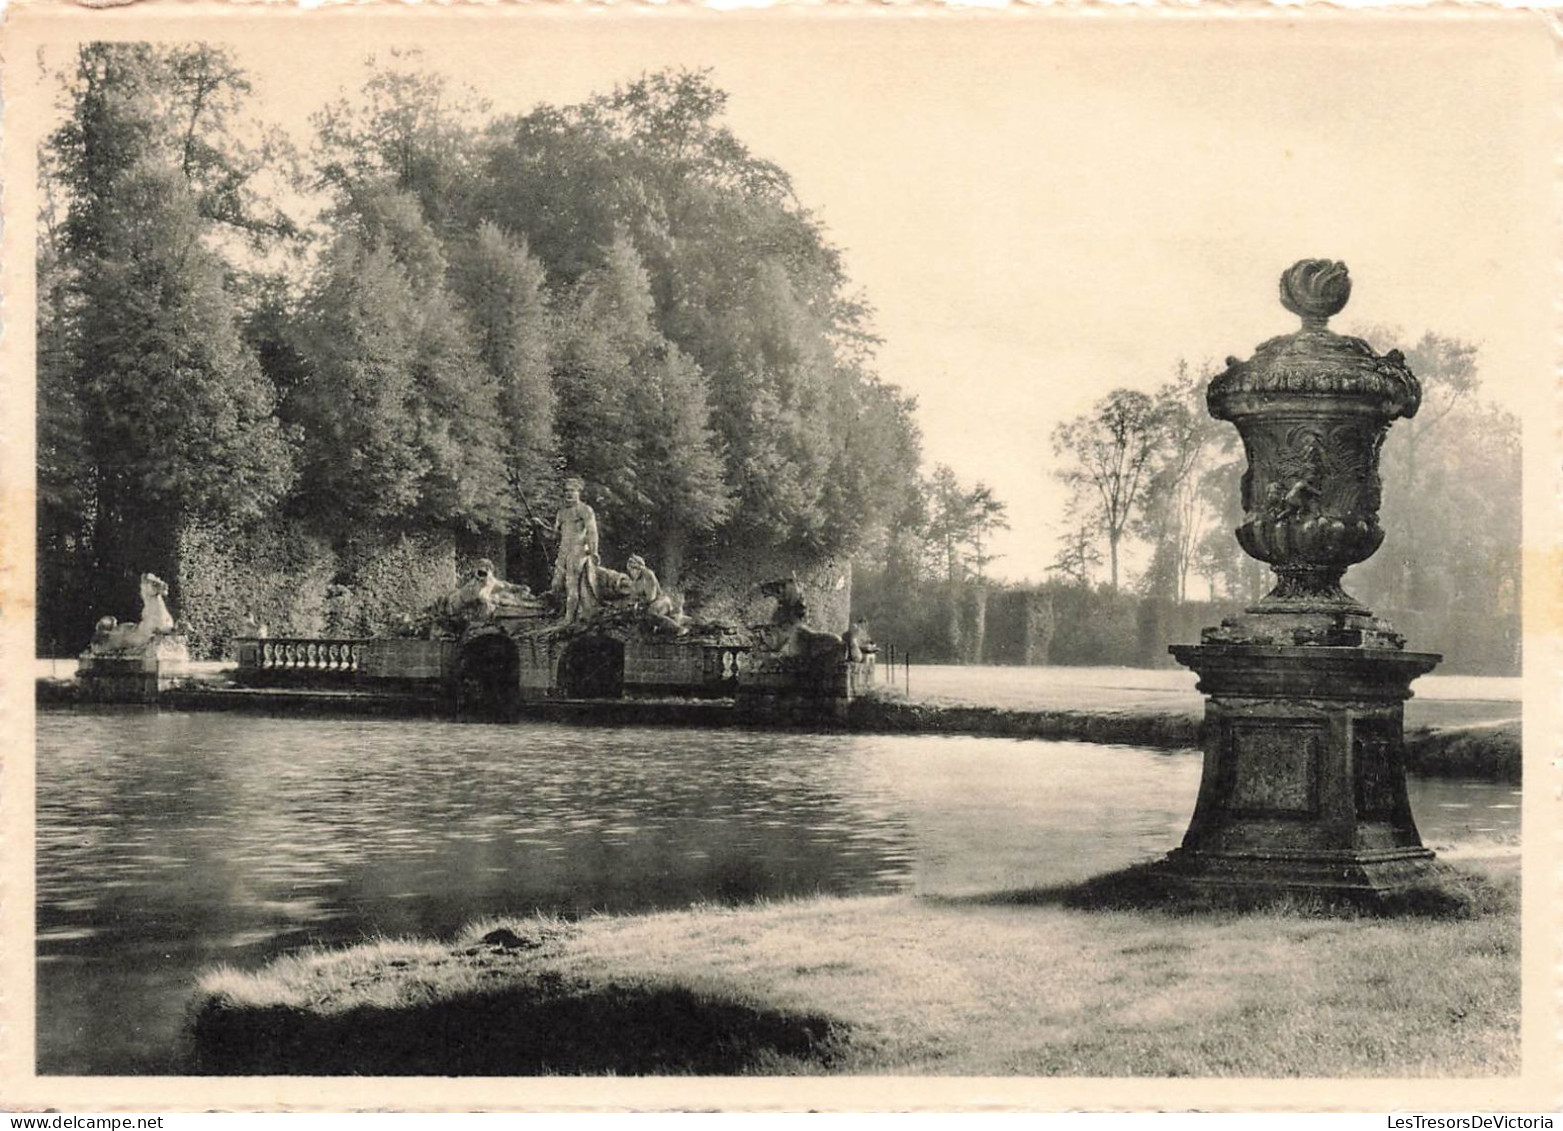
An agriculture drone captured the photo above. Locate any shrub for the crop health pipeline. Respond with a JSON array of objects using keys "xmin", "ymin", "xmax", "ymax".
[{"xmin": 177, "ymin": 520, "xmax": 338, "ymax": 659}]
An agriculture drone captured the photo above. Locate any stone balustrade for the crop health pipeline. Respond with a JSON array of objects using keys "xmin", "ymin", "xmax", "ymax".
[{"xmin": 233, "ymin": 637, "xmax": 368, "ymax": 684}]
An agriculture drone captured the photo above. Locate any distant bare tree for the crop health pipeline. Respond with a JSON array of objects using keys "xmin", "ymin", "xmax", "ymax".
[
  {"xmin": 1047, "ymin": 493, "xmax": 1104, "ymax": 590},
  {"xmin": 924, "ymin": 464, "xmax": 1009, "ymax": 661},
  {"xmin": 1051, "ymin": 388, "xmax": 1161, "ymax": 593},
  {"xmin": 1136, "ymin": 363, "xmax": 1219, "ymax": 602}
]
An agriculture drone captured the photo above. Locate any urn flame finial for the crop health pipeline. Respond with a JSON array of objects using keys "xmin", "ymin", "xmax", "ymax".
[{"xmin": 1279, "ymin": 259, "xmax": 1351, "ymax": 329}]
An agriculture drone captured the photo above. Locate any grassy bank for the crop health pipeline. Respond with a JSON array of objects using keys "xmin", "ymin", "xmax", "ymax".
[
  {"xmin": 189, "ymin": 859, "xmax": 1518, "ymax": 1077},
  {"xmin": 1404, "ymin": 721, "xmax": 1522, "ymax": 784},
  {"xmin": 844, "ymin": 697, "xmax": 1202, "ymax": 748}
]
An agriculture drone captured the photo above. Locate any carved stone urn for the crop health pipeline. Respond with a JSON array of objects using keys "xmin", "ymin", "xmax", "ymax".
[
  {"xmin": 1204, "ymin": 259, "xmax": 1421, "ymax": 647},
  {"xmin": 1163, "ymin": 261, "xmax": 1442, "ymax": 902}
]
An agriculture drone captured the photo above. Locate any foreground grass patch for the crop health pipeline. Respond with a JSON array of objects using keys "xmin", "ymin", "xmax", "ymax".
[
  {"xmin": 189, "ymin": 863, "xmax": 1519, "ymax": 1077},
  {"xmin": 190, "ymin": 924, "xmax": 847, "ymax": 1075}
]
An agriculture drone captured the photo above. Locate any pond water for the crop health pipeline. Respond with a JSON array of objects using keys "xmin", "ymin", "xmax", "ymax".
[{"xmin": 36, "ymin": 710, "xmax": 1521, "ymax": 1075}]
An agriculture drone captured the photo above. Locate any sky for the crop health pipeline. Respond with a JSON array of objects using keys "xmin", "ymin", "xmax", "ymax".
[{"xmin": 17, "ymin": 8, "xmax": 1556, "ymax": 583}]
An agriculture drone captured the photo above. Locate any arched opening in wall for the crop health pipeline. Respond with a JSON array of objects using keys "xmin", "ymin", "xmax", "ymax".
[
  {"xmin": 455, "ymin": 632, "xmax": 521, "ymax": 721},
  {"xmin": 557, "ymin": 635, "xmax": 624, "ymax": 700}
]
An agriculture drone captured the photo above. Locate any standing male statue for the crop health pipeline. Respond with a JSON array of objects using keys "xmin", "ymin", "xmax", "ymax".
[{"xmin": 549, "ymin": 477, "xmax": 600, "ymax": 622}]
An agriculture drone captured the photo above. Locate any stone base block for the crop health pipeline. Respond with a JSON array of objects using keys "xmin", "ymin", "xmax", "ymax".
[
  {"xmin": 735, "ymin": 658, "xmax": 875, "ymax": 722},
  {"xmin": 1201, "ymin": 608, "xmax": 1405, "ymax": 649},
  {"xmin": 77, "ymin": 666, "xmax": 166, "ymax": 704},
  {"xmin": 737, "ymin": 658, "xmax": 874, "ymax": 701},
  {"xmin": 77, "ymin": 636, "xmax": 190, "ymax": 703},
  {"xmin": 1156, "ymin": 844, "xmax": 1441, "ymax": 899}
]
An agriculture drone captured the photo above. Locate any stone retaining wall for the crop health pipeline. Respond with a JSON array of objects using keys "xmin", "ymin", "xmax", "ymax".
[
  {"xmin": 360, "ymin": 639, "xmax": 456, "ymax": 682},
  {"xmin": 623, "ymin": 641, "xmax": 747, "ymax": 698}
]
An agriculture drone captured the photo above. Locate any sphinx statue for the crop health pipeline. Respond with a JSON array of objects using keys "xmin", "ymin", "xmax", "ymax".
[
  {"xmin": 753, "ymin": 577, "xmax": 844, "ymax": 665},
  {"xmin": 139, "ymin": 573, "xmax": 176, "ymax": 635},
  {"xmin": 90, "ymin": 573, "xmax": 180, "ymax": 652},
  {"xmin": 401, "ymin": 559, "xmax": 540, "ymax": 638},
  {"xmin": 78, "ymin": 572, "xmax": 189, "ymax": 701},
  {"xmin": 442, "ymin": 559, "xmax": 534, "ymax": 622}
]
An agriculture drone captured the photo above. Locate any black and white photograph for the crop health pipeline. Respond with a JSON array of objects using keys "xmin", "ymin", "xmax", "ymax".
[{"xmin": 4, "ymin": 1, "xmax": 1557, "ymax": 1111}]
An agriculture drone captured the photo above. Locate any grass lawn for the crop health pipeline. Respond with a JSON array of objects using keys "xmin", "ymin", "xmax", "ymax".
[{"xmin": 189, "ymin": 857, "xmax": 1519, "ymax": 1077}]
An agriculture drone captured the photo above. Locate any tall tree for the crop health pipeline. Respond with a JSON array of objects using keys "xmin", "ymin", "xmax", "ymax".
[
  {"xmin": 924, "ymin": 465, "xmax": 1009, "ymax": 660},
  {"xmin": 552, "ymin": 234, "xmax": 729, "ymax": 575},
  {"xmin": 291, "ymin": 185, "xmax": 509, "ymax": 540},
  {"xmin": 1051, "ymin": 388, "xmax": 1162, "ymax": 593},
  {"xmin": 36, "ymin": 174, "xmax": 94, "ymax": 651},
  {"xmin": 925, "ymin": 466, "xmax": 1009, "ymax": 584},
  {"xmin": 827, "ymin": 373, "xmax": 925, "ymax": 567},
  {"xmin": 450, "ymin": 220, "xmax": 557, "ymax": 576},
  {"xmin": 551, "ymin": 234, "xmax": 658, "ymax": 524},
  {"xmin": 1048, "ymin": 493, "xmax": 1104, "ymax": 590},
  {"xmin": 290, "ymin": 233, "xmax": 426, "ymax": 529},
  {"xmin": 313, "ymin": 51, "xmax": 487, "ymax": 239},
  {"xmin": 44, "ymin": 43, "xmax": 296, "ymax": 619},
  {"xmin": 626, "ymin": 344, "xmax": 733, "ymax": 582},
  {"xmin": 77, "ymin": 160, "xmax": 296, "ymax": 600}
]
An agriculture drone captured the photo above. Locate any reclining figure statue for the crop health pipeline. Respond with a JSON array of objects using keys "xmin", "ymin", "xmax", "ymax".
[{"xmin": 625, "ymin": 555, "xmax": 688, "ymax": 636}]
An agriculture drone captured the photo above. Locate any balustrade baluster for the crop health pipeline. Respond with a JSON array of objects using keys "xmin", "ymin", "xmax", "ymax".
[{"xmin": 241, "ymin": 636, "xmax": 375, "ymax": 681}]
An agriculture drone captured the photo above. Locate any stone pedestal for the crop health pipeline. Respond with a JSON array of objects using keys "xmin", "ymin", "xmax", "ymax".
[
  {"xmin": 1166, "ymin": 643, "xmax": 1441, "ymax": 896},
  {"xmin": 77, "ymin": 635, "xmax": 190, "ymax": 703},
  {"xmin": 517, "ymin": 635, "xmax": 565, "ymax": 701},
  {"xmin": 1150, "ymin": 260, "xmax": 1459, "ymax": 905}
]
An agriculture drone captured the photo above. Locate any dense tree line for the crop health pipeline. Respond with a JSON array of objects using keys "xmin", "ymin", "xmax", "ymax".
[{"xmin": 37, "ymin": 47, "xmax": 922, "ymax": 653}]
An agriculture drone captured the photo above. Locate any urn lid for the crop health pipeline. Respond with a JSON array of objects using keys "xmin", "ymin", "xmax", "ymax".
[{"xmin": 1207, "ymin": 260, "xmax": 1421, "ymax": 421}]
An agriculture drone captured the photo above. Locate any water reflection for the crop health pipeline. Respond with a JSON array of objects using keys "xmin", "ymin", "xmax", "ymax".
[{"xmin": 35, "ymin": 711, "xmax": 1520, "ymax": 1075}]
